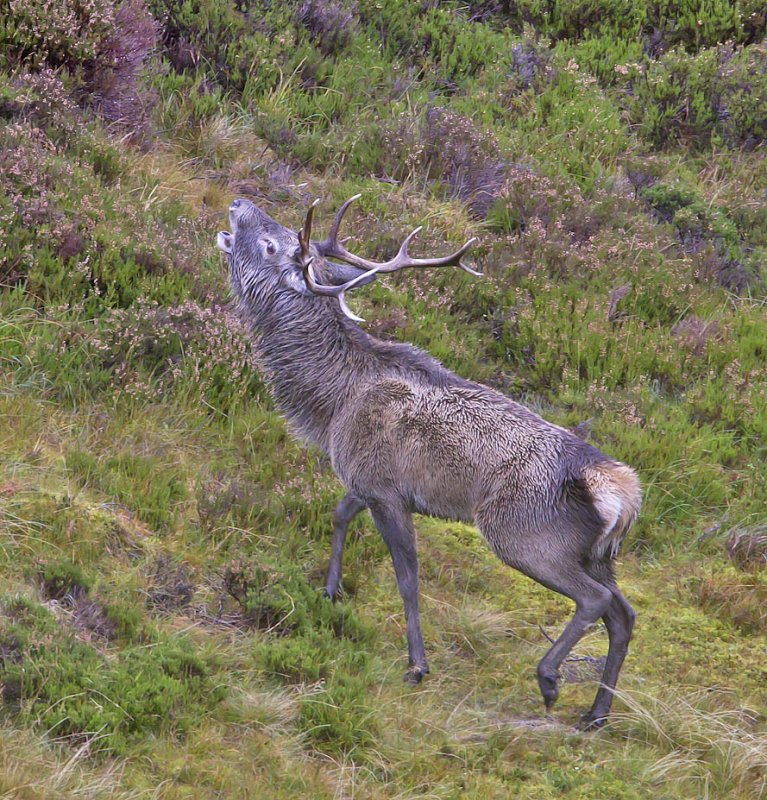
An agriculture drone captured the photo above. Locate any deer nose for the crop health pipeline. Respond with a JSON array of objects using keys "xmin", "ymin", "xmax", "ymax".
[
  {"xmin": 229, "ymin": 198, "xmax": 254, "ymax": 231},
  {"xmin": 230, "ymin": 198, "xmax": 256, "ymax": 214}
]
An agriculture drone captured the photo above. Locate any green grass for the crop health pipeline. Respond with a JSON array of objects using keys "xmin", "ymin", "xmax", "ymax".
[{"xmin": 1, "ymin": 0, "xmax": 767, "ymax": 797}]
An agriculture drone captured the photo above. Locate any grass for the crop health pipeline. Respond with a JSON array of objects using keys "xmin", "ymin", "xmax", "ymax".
[{"xmin": 1, "ymin": 0, "xmax": 766, "ymax": 797}]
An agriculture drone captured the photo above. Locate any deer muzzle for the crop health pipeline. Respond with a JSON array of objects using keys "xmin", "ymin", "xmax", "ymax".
[{"xmin": 229, "ymin": 197, "xmax": 259, "ymax": 234}]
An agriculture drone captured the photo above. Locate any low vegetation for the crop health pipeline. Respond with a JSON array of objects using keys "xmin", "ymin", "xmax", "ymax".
[{"xmin": 1, "ymin": 0, "xmax": 766, "ymax": 797}]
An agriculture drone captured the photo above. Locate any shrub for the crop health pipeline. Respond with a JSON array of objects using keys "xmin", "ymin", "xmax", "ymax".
[
  {"xmin": 38, "ymin": 560, "xmax": 92, "ymax": 601},
  {"xmin": 511, "ymin": 52, "xmax": 629, "ymax": 190},
  {"xmin": 3, "ymin": 69, "xmax": 86, "ymax": 144},
  {"xmin": 641, "ymin": 182, "xmax": 744, "ymax": 271},
  {"xmin": 621, "ymin": 41, "xmax": 767, "ymax": 149},
  {"xmin": 462, "ymin": 0, "xmax": 766, "ymax": 51},
  {"xmin": 223, "ymin": 553, "xmax": 379, "ymax": 756},
  {"xmin": 381, "ymin": 106, "xmax": 507, "ymax": 217},
  {"xmin": 641, "ymin": 182, "xmax": 697, "ymax": 221},
  {"xmin": 196, "ymin": 474, "xmax": 277, "ymax": 536},
  {"xmin": 80, "ymin": 300, "xmax": 260, "ymax": 411},
  {"xmin": 149, "ymin": 0, "xmax": 295, "ymax": 96},
  {"xmin": 0, "ymin": 115, "xmax": 198, "ymax": 315},
  {"xmin": 671, "ymin": 315, "xmax": 721, "ymax": 356},
  {"xmin": 505, "ymin": 38, "xmax": 556, "ymax": 96},
  {"xmin": 486, "ymin": 164, "xmax": 560, "ymax": 234},
  {"xmin": 296, "ymin": 0, "xmax": 358, "ymax": 56},
  {"xmin": 0, "ymin": 596, "xmax": 224, "ymax": 754},
  {"xmin": 644, "ymin": 0, "xmax": 760, "ymax": 52},
  {"xmin": 714, "ymin": 41, "xmax": 767, "ymax": 146},
  {"xmin": 221, "ymin": 554, "xmax": 379, "ymax": 757},
  {"xmin": 85, "ymin": 0, "xmax": 158, "ymax": 138},
  {"xmin": 0, "ymin": 0, "xmax": 157, "ymax": 135},
  {"xmin": 0, "ymin": 0, "xmax": 116, "ymax": 71},
  {"xmin": 621, "ymin": 47, "xmax": 719, "ymax": 148},
  {"xmin": 547, "ymin": 0, "xmax": 646, "ymax": 41},
  {"xmin": 222, "ymin": 556, "xmax": 370, "ymax": 642},
  {"xmin": 357, "ymin": 0, "xmax": 506, "ymax": 82}
]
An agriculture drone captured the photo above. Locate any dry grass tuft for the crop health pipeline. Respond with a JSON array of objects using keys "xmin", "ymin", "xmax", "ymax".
[
  {"xmin": 437, "ymin": 602, "xmax": 514, "ymax": 658},
  {"xmin": 612, "ymin": 688, "xmax": 767, "ymax": 799},
  {"xmin": 0, "ymin": 721, "xmax": 131, "ymax": 799},
  {"xmin": 671, "ymin": 315, "xmax": 722, "ymax": 356},
  {"xmin": 694, "ymin": 574, "xmax": 767, "ymax": 635}
]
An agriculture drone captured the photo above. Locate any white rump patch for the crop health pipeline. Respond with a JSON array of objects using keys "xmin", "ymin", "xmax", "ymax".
[
  {"xmin": 591, "ymin": 487, "xmax": 626, "ymax": 559},
  {"xmin": 593, "ymin": 489, "xmax": 622, "ymax": 536}
]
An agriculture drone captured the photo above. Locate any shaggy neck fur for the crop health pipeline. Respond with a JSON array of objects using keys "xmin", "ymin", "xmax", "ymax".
[{"xmin": 238, "ymin": 285, "xmax": 460, "ymax": 452}]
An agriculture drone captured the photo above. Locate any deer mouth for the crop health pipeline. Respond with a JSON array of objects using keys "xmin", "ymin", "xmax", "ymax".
[
  {"xmin": 218, "ymin": 198, "xmax": 255, "ymax": 254},
  {"xmin": 216, "ymin": 230, "xmax": 233, "ymax": 255}
]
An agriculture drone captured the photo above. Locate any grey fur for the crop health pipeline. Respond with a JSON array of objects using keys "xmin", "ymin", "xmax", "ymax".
[{"xmin": 220, "ymin": 198, "xmax": 642, "ymax": 725}]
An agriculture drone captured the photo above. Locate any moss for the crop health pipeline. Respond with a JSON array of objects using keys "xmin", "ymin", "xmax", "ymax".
[{"xmin": 37, "ymin": 560, "xmax": 92, "ymax": 601}]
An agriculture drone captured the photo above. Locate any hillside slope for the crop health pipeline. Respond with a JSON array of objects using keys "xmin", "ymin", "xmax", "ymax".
[{"xmin": 1, "ymin": 1, "xmax": 766, "ymax": 798}]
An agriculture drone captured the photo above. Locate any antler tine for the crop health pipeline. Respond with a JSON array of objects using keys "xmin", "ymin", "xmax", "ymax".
[
  {"xmin": 314, "ymin": 195, "xmax": 481, "ymax": 277},
  {"xmin": 301, "ymin": 257, "xmax": 381, "ymax": 323},
  {"xmin": 300, "ymin": 195, "xmax": 481, "ymax": 321},
  {"xmin": 389, "ymin": 228, "xmax": 483, "ymax": 276},
  {"xmin": 440, "ymin": 237, "xmax": 483, "ymax": 277},
  {"xmin": 325, "ymin": 193, "xmax": 361, "ymax": 245},
  {"xmin": 298, "ymin": 198, "xmax": 321, "ymax": 262}
]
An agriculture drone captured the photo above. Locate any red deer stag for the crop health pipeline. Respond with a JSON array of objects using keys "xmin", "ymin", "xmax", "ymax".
[{"xmin": 217, "ymin": 196, "xmax": 641, "ymax": 727}]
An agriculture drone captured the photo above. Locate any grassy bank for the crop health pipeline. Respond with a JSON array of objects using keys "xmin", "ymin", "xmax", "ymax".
[{"xmin": 1, "ymin": 1, "xmax": 766, "ymax": 797}]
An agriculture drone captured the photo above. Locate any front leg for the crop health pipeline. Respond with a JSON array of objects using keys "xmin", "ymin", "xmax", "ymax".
[
  {"xmin": 324, "ymin": 493, "xmax": 367, "ymax": 600},
  {"xmin": 368, "ymin": 500, "xmax": 429, "ymax": 683}
]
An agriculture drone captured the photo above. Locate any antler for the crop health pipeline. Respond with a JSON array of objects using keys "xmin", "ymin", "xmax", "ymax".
[
  {"xmin": 297, "ymin": 198, "xmax": 320, "ymax": 263},
  {"xmin": 315, "ymin": 194, "xmax": 482, "ymax": 277},
  {"xmin": 296, "ymin": 196, "xmax": 481, "ymax": 322},
  {"xmin": 301, "ymin": 258, "xmax": 380, "ymax": 323}
]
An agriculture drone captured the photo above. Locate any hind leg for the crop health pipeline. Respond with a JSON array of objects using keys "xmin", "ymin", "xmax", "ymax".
[
  {"xmin": 531, "ymin": 570, "xmax": 613, "ymax": 711},
  {"xmin": 580, "ymin": 563, "xmax": 636, "ymax": 727},
  {"xmin": 476, "ymin": 505, "xmax": 613, "ymax": 709},
  {"xmin": 480, "ymin": 531, "xmax": 613, "ymax": 709}
]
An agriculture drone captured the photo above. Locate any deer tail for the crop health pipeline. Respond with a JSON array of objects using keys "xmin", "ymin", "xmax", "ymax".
[{"xmin": 583, "ymin": 461, "xmax": 642, "ymax": 561}]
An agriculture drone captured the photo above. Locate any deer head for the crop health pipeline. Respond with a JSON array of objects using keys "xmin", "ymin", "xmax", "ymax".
[{"xmin": 218, "ymin": 196, "xmax": 479, "ymax": 322}]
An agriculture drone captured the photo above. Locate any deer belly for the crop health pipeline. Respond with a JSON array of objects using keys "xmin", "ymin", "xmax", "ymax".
[{"xmin": 400, "ymin": 458, "xmax": 478, "ymax": 523}]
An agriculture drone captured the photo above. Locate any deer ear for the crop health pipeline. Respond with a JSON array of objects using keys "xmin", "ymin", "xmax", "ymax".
[{"xmin": 281, "ymin": 267, "xmax": 313, "ymax": 296}]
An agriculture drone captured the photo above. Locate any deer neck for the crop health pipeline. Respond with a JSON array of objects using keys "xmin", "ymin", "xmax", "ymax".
[{"xmin": 242, "ymin": 295, "xmax": 373, "ymax": 451}]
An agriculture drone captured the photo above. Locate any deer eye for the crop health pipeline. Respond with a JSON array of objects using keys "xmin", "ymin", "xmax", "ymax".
[{"xmin": 265, "ymin": 240, "xmax": 277, "ymax": 255}]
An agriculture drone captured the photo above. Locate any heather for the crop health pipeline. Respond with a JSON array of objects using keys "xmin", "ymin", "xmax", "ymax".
[{"xmin": 1, "ymin": 1, "xmax": 766, "ymax": 798}]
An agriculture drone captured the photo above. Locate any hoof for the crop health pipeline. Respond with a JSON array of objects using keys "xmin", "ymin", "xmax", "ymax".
[
  {"xmin": 323, "ymin": 587, "xmax": 339, "ymax": 602},
  {"xmin": 578, "ymin": 711, "xmax": 607, "ymax": 731},
  {"xmin": 404, "ymin": 665, "xmax": 429, "ymax": 685},
  {"xmin": 537, "ymin": 673, "xmax": 559, "ymax": 710}
]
